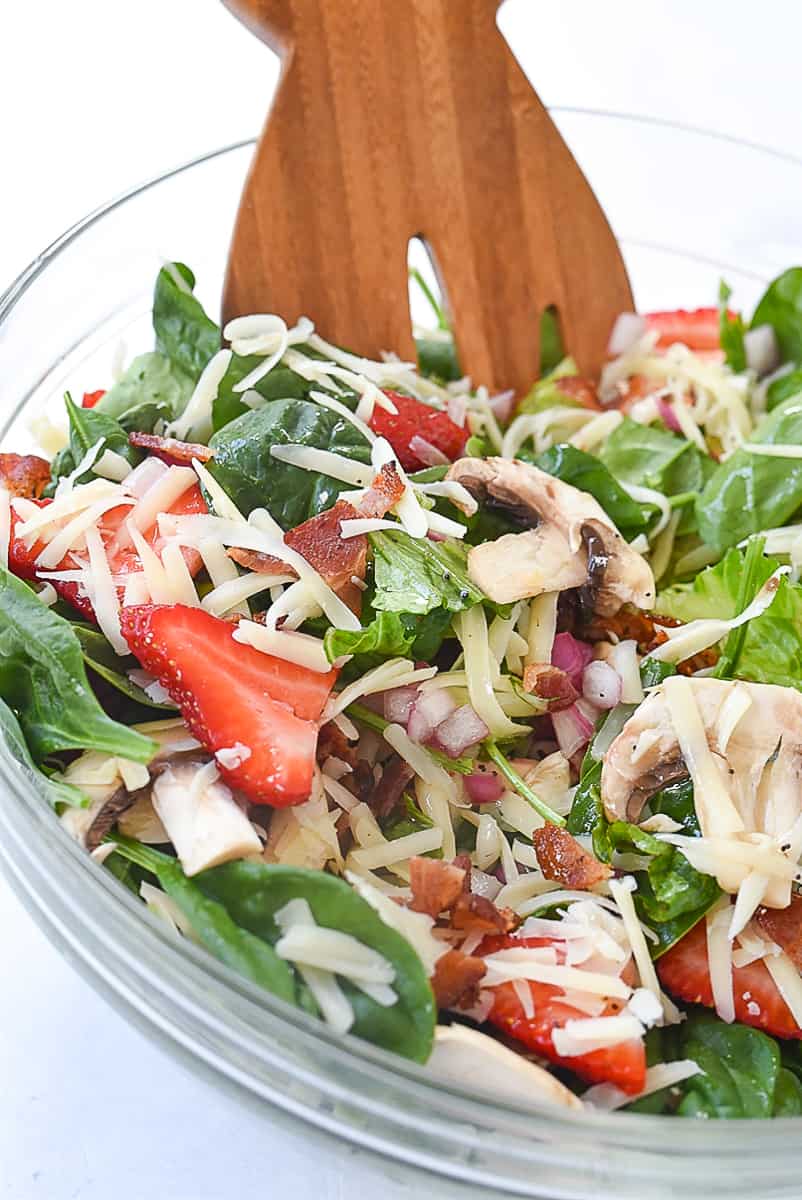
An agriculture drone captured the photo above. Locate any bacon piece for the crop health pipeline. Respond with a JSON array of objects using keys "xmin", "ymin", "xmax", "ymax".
[
  {"xmin": 358, "ymin": 462, "xmax": 405, "ymax": 519},
  {"xmin": 756, "ymin": 895, "xmax": 802, "ymax": 970},
  {"xmin": 128, "ymin": 431, "xmax": 214, "ymax": 466},
  {"xmin": 522, "ymin": 663, "xmax": 578, "ymax": 711},
  {"xmin": 431, "ymin": 948, "xmax": 487, "ymax": 1008},
  {"xmin": 450, "ymin": 893, "xmax": 518, "ymax": 936},
  {"xmin": 228, "ymin": 546, "xmax": 293, "ymax": 576},
  {"xmin": 228, "ymin": 500, "xmax": 367, "ymax": 615},
  {"xmin": 0, "ymin": 453, "xmax": 50, "ymax": 499},
  {"xmin": 317, "ymin": 720, "xmax": 358, "ymax": 769},
  {"xmin": 286, "ymin": 500, "xmax": 367, "ymax": 616},
  {"xmin": 408, "ymin": 857, "xmax": 467, "ymax": 918},
  {"xmin": 533, "ymin": 824, "xmax": 612, "ymax": 889},
  {"xmin": 556, "ymin": 375, "xmax": 600, "ymax": 411},
  {"xmin": 367, "ymin": 754, "xmax": 414, "ymax": 819},
  {"xmin": 580, "ymin": 606, "xmax": 719, "ymax": 677}
]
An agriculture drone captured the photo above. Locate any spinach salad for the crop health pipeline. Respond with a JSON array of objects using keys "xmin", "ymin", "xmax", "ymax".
[{"xmin": 6, "ymin": 262, "xmax": 802, "ymax": 1115}]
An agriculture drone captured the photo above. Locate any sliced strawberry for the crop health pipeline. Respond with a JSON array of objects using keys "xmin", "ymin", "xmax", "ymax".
[
  {"xmin": 82, "ymin": 389, "xmax": 106, "ymax": 408},
  {"xmin": 644, "ymin": 308, "xmax": 731, "ymax": 353},
  {"xmin": 120, "ymin": 604, "xmax": 336, "ymax": 806},
  {"xmin": 657, "ymin": 919, "xmax": 802, "ymax": 1040},
  {"xmin": 7, "ymin": 482, "xmax": 207, "ymax": 622},
  {"xmin": 482, "ymin": 935, "xmax": 646, "ymax": 1094},
  {"xmin": 369, "ymin": 391, "xmax": 469, "ymax": 472},
  {"xmin": 9, "ymin": 503, "xmax": 96, "ymax": 619}
]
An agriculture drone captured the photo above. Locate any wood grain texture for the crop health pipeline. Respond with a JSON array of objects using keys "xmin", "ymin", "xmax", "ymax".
[{"xmin": 222, "ymin": 0, "xmax": 633, "ymax": 391}]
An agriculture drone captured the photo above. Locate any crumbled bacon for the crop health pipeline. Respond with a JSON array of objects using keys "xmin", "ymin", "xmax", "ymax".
[
  {"xmin": 522, "ymin": 663, "xmax": 578, "ymax": 711},
  {"xmin": 408, "ymin": 857, "xmax": 467, "ymax": 918},
  {"xmin": 431, "ymin": 949, "xmax": 487, "ymax": 1008},
  {"xmin": 285, "ymin": 500, "xmax": 367, "ymax": 616},
  {"xmin": 228, "ymin": 500, "xmax": 368, "ymax": 615},
  {"xmin": 581, "ymin": 605, "xmax": 719, "ymax": 676},
  {"xmin": 317, "ymin": 721, "xmax": 358, "ymax": 769},
  {"xmin": 450, "ymin": 893, "xmax": 518, "ymax": 935},
  {"xmin": 756, "ymin": 896, "xmax": 802, "ymax": 970},
  {"xmin": 533, "ymin": 824, "xmax": 612, "ymax": 889},
  {"xmin": 228, "ymin": 546, "xmax": 292, "ymax": 575},
  {"xmin": 556, "ymin": 375, "xmax": 600, "ymax": 411},
  {"xmin": 358, "ymin": 462, "xmax": 405, "ymax": 519},
  {"xmin": 367, "ymin": 754, "xmax": 414, "ymax": 819},
  {"xmin": 128, "ymin": 431, "xmax": 215, "ymax": 466},
  {"xmin": 0, "ymin": 453, "xmax": 50, "ymax": 498}
]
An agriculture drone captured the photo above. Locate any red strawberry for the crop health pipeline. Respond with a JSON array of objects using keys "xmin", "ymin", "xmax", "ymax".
[
  {"xmin": 369, "ymin": 391, "xmax": 469, "ymax": 472},
  {"xmin": 120, "ymin": 605, "xmax": 337, "ymax": 806},
  {"xmin": 82, "ymin": 389, "xmax": 106, "ymax": 408},
  {"xmin": 482, "ymin": 935, "xmax": 647, "ymax": 1095},
  {"xmin": 644, "ymin": 308, "xmax": 730, "ymax": 353},
  {"xmin": 657, "ymin": 918, "xmax": 802, "ymax": 1040},
  {"xmin": 8, "ymin": 483, "xmax": 207, "ymax": 621}
]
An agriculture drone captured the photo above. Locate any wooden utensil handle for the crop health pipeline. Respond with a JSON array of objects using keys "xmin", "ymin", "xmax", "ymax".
[{"xmin": 222, "ymin": 0, "xmax": 633, "ymax": 391}]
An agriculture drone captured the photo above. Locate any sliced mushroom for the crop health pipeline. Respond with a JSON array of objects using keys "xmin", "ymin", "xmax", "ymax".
[
  {"xmin": 446, "ymin": 457, "xmax": 655, "ymax": 616},
  {"xmin": 428, "ymin": 1024, "xmax": 582, "ymax": 1110},
  {"xmin": 602, "ymin": 677, "xmax": 802, "ymax": 831}
]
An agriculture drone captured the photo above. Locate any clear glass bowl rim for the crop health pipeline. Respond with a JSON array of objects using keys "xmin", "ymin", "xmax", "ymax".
[{"xmin": 2, "ymin": 115, "xmax": 802, "ymax": 1197}]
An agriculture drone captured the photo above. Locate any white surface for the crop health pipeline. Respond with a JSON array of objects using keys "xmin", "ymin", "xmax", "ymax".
[{"xmin": 1, "ymin": 2, "xmax": 801, "ymax": 1197}]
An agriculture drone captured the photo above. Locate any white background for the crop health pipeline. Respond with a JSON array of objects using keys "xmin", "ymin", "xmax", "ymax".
[{"xmin": 1, "ymin": 3, "xmax": 801, "ymax": 1197}]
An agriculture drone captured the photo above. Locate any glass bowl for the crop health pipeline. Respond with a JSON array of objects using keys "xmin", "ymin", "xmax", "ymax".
[{"xmin": 2, "ymin": 115, "xmax": 802, "ymax": 1200}]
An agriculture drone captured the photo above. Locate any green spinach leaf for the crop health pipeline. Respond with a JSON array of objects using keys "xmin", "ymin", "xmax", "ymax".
[
  {"xmin": 153, "ymin": 262, "xmax": 220, "ymax": 382},
  {"xmin": 751, "ymin": 267, "xmax": 802, "ymax": 363},
  {"xmin": 697, "ymin": 394, "xmax": 802, "ymax": 550},
  {"xmin": 47, "ymin": 394, "xmax": 142, "ymax": 492},
  {"xmin": 0, "ymin": 696, "xmax": 86, "ymax": 808},
  {"xmin": 95, "ymin": 352, "xmax": 194, "ymax": 424},
  {"xmin": 324, "ymin": 611, "xmax": 414, "ymax": 670},
  {"xmin": 72, "ymin": 625, "xmax": 176, "ymax": 711},
  {"xmin": 0, "ymin": 567, "xmax": 156, "ymax": 763},
  {"xmin": 208, "ymin": 398, "xmax": 372, "ymax": 528},
  {"xmin": 197, "ymin": 859, "xmax": 435, "ymax": 1061},
  {"xmin": 627, "ymin": 1012, "xmax": 785, "ymax": 1118},
  {"xmin": 212, "ymin": 362, "xmax": 315, "ymax": 432},
  {"xmin": 766, "ymin": 368, "xmax": 802, "ymax": 412},
  {"xmin": 530, "ymin": 443, "xmax": 653, "ymax": 536},
  {"xmin": 110, "ymin": 837, "xmax": 298, "ymax": 1005}
]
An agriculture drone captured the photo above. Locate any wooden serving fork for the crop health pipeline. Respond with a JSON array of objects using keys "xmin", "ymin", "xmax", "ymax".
[{"xmin": 222, "ymin": 0, "xmax": 633, "ymax": 393}]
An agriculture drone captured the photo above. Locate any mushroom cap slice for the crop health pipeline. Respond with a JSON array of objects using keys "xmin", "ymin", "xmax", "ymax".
[
  {"xmin": 447, "ymin": 457, "xmax": 655, "ymax": 616},
  {"xmin": 427, "ymin": 1023, "xmax": 582, "ymax": 1110},
  {"xmin": 601, "ymin": 677, "xmax": 802, "ymax": 831}
]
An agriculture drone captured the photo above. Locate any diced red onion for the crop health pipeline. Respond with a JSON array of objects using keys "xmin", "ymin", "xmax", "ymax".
[
  {"xmin": 551, "ymin": 632, "xmax": 594, "ymax": 689},
  {"xmin": 489, "ymin": 389, "xmax": 516, "ymax": 424},
  {"xmin": 470, "ymin": 867, "xmax": 502, "ymax": 900},
  {"xmin": 582, "ymin": 660, "xmax": 622, "ymax": 710},
  {"xmin": 447, "ymin": 394, "xmax": 467, "ymax": 428},
  {"xmin": 657, "ymin": 397, "xmax": 682, "ymax": 433},
  {"xmin": 551, "ymin": 701, "xmax": 596, "ymax": 760},
  {"xmin": 608, "ymin": 312, "xmax": 646, "ymax": 357},
  {"xmin": 744, "ymin": 325, "xmax": 780, "ymax": 377},
  {"xmin": 407, "ymin": 687, "xmax": 457, "ymax": 744},
  {"xmin": 124, "ymin": 456, "xmax": 169, "ymax": 498},
  {"xmin": 383, "ymin": 685, "xmax": 419, "ymax": 725},
  {"xmin": 409, "ymin": 435, "xmax": 450, "ymax": 467},
  {"xmin": 432, "ymin": 705, "xmax": 490, "ymax": 757},
  {"xmin": 464, "ymin": 769, "xmax": 505, "ymax": 804}
]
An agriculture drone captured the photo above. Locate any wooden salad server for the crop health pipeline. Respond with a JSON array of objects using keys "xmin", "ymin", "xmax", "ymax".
[{"xmin": 222, "ymin": 0, "xmax": 633, "ymax": 393}]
